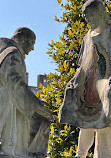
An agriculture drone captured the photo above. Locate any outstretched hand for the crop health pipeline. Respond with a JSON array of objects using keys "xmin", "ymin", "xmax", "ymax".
[{"xmin": 41, "ymin": 101, "xmax": 56, "ymax": 122}]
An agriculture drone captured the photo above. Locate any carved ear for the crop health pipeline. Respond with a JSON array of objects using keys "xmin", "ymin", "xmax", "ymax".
[
  {"xmin": 12, "ymin": 32, "xmax": 24, "ymax": 39},
  {"xmin": 11, "ymin": 32, "xmax": 19, "ymax": 40}
]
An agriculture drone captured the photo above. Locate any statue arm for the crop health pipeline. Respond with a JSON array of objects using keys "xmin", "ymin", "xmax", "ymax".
[{"xmin": 2, "ymin": 51, "xmax": 52, "ymax": 118}]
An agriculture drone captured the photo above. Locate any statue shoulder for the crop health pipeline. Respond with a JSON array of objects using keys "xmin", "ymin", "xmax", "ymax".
[
  {"xmin": 0, "ymin": 38, "xmax": 18, "ymax": 54},
  {"xmin": 0, "ymin": 46, "xmax": 20, "ymax": 66},
  {"xmin": 0, "ymin": 38, "xmax": 23, "ymax": 66}
]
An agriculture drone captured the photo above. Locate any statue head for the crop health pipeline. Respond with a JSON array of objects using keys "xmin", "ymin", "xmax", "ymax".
[
  {"xmin": 11, "ymin": 27, "xmax": 36, "ymax": 55},
  {"xmin": 82, "ymin": 0, "xmax": 108, "ymax": 29}
]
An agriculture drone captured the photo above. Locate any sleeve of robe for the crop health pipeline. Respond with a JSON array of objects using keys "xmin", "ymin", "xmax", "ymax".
[{"xmin": 1, "ymin": 49, "xmax": 52, "ymax": 118}]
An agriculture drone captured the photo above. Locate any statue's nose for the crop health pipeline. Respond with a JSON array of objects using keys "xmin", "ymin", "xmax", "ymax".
[{"xmin": 32, "ymin": 45, "xmax": 34, "ymax": 50}]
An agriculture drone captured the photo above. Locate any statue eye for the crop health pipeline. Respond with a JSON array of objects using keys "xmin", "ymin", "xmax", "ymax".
[{"xmin": 29, "ymin": 40, "xmax": 35, "ymax": 46}]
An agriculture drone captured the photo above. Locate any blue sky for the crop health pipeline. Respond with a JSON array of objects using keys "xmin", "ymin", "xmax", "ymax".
[{"xmin": 0, "ymin": 0, "xmax": 66, "ymax": 86}]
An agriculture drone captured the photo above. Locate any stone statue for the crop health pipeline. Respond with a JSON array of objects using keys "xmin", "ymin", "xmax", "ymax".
[
  {"xmin": 59, "ymin": 0, "xmax": 111, "ymax": 157},
  {"xmin": 0, "ymin": 27, "xmax": 52, "ymax": 158}
]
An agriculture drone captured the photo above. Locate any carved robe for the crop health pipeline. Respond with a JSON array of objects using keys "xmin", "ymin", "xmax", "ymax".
[
  {"xmin": 59, "ymin": 28, "xmax": 111, "ymax": 128},
  {"xmin": 0, "ymin": 38, "xmax": 50, "ymax": 157}
]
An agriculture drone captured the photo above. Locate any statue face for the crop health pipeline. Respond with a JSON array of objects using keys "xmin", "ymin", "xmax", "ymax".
[
  {"xmin": 22, "ymin": 38, "xmax": 36, "ymax": 55},
  {"xmin": 85, "ymin": 11, "xmax": 101, "ymax": 27},
  {"xmin": 84, "ymin": 9, "xmax": 101, "ymax": 29},
  {"xmin": 84, "ymin": 5, "xmax": 107, "ymax": 30}
]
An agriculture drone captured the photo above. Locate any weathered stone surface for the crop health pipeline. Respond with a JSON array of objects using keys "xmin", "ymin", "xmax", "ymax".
[
  {"xmin": 59, "ymin": 0, "xmax": 111, "ymax": 129},
  {"xmin": 29, "ymin": 113, "xmax": 50, "ymax": 155},
  {"xmin": 0, "ymin": 27, "xmax": 51, "ymax": 157},
  {"xmin": 59, "ymin": 0, "xmax": 111, "ymax": 158}
]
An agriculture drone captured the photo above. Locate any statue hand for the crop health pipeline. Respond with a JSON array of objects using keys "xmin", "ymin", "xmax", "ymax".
[
  {"xmin": 41, "ymin": 101, "xmax": 56, "ymax": 122},
  {"xmin": 67, "ymin": 81, "xmax": 74, "ymax": 89},
  {"xmin": 41, "ymin": 100, "xmax": 49, "ymax": 107},
  {"xmin": 42, "ymin": 101, "xmax": 52, "ymax": 116},
  {"xmin": 35, "ymin": 100, "xmax": 52, "ymax": 118},
  {"xmin": 46, "ymin": 115, "xmax": 55, "ymax": 122}
]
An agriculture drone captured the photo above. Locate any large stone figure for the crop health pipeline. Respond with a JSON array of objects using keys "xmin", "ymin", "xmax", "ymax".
[
  {"xmin": 59, "ymin": 0, "xmax": 111, "ymax": 157},
  {"xmin": 0, "ymin": 27, "xmax": 52, "ymax": 158}
]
